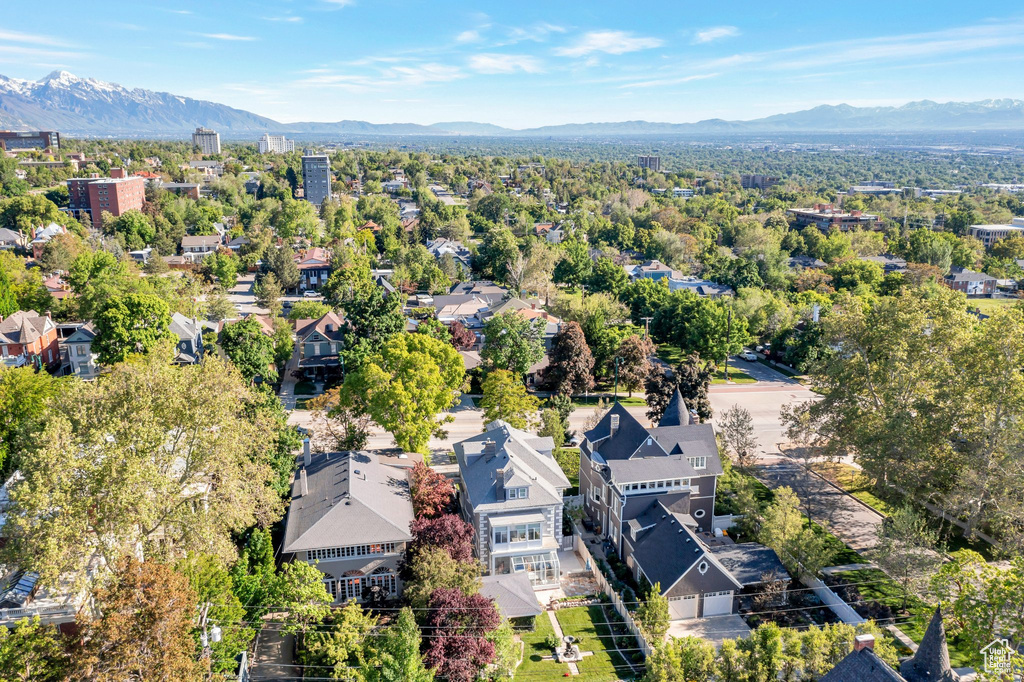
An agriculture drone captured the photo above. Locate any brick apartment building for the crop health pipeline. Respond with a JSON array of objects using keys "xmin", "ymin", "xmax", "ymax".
[{"xmin": 67, "ymin": 172, "xmax": 146, "ymax": 230}]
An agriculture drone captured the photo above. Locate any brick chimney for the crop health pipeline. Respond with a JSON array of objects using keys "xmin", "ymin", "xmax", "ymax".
[{"xmin": 854, "ymin": 634, "xmax": 875, "ymax": 652}]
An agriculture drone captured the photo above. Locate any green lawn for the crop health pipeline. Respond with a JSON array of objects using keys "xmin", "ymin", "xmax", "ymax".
[
  {"xmin": 711, "ymin": 366, "xmax": 757, "ymax": 384},
  {"xmin": 294, "ymin": 381, "xmax": 317, "ymax": 395},
  {"xmin": 516, "ymin": 612, "xmax": 568, "ymax": 679},
  {"xmin": 834, "ymin": 569, "xmax": 975, "ymax": 668},
  {"xmin": 967, "ymin": 298, "xmax": 1019, "ymax": 315},
  {"xmin": 555, "ymin": 605, "xmax": 639, "ymax": 681}
]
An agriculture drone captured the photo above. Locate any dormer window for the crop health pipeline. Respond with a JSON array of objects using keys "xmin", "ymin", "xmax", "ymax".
[
  {"xmin": 688, "ymin": 456, "xmax": 707, "ymax": 469},
  {"xmin": 506, "ymin": 487, "xmax": 528, "ymax": 500},
  {"xmin": 610, "ymin": 415, "xmax": 619, "ymax": 434}
]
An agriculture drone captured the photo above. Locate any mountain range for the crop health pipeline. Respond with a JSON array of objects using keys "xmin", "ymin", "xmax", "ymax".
[{"xmin": 2, "ymin": 71, "xmax": 1023, "ymax": 137}]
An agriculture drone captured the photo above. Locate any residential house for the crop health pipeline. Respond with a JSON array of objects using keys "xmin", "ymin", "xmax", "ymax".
[
  {"xmin": 169, "ymin": 313, "xmax": 204, "ymax": 364},
  {"xmin": 0, "ymin": 228, "xmax": 24, "ymax": 251},
  {"xmin": 578, "ymin": 394, "xmax": 782, "ymax": 618},
  {"xmin": 860, "ymin": 254, "xmax": 907, "ymax": 274},
  {"xmin": 30, "ymin": 223, "xmax": 66, "ymax": 259},
  {"xmin": 59, "ymin": 323, "xmax": 100, "ymax": 379},
  {"xmin": 623, "ymin": 260, "xmax": 682, "ymax": 282},
  {"xmin": 180, "ymin": 235, "xmax": 222, "ymax": 264},
  {"xmin": 295, "ymin": 312, "xmax": 345, "ymax": 378},
  {"xmin": 159, "ymin": 182, "xmax": 202, "ymax": 200},
  {"xmin": 226, "ymin": 236, "xmax": 250, "ymax": 252},
  {"xmin": 42, "ymin": 273, "xmax": 73, "ymax": 301},
  {"xmin": 425, "ymin": 238, "xmax": 472, "ymax": 274},
  {"xmin": 943, "ymin": 266, "xmax": 997, "ymax": 297},
  {"xmin": 0, "ymin": 310, "xmax": 60, "ymax": 371},
  {"xmin": 454, "ymin": 421, "xmax": 571, "ymax": 587},
  {"xmin": 282, "ymin": 445, "xmax": 417, "ymax": 604},
  {"xmin": 479, "ymin": 573, "xmax": 544, "ymax": 621},
  {"xmin": 295, "ymin": 247, "xmax": 332, "ymax": 292},
  {"xmin": 128, "ymin": 246, "xmax": 153, "ymax": 264},
  {"xmin": 788, "ymin": 255, "xmax": 827, "ymax": 270},
  {"xmin": 667, "ymin": 277, "xmax": 734, "ymax": 298}
]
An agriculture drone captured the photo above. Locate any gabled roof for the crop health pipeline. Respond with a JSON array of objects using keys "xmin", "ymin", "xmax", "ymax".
[
  {"xmin": 181, "ymin": 235, "xmax": 221, "ymax": 248},
  {"xmin": 480, "ymin": 574, "xmax": 543, "ymax": 619},
  {"xmin": 0, "ymin": 228, "xmax": 22, "ymax": 243},
  {"xmin": 170, "ymin": 312, "xmax": 201, "ymax": 341},
  {"xmin": 454, "ymin": 421, "xmax": 569, "ymax": 513},
  {"xmin": 583, "ymin": 402, "xmax": 653, "ymax": 461},
  {"xmin": 283, "ymin": 451, "xmax": 416, "ymax": 552},
  {"xmin": 0, "ymin": 310, "xmax": 54, "ymax": 345},
  {"xmin": 626, "ymin": 500, "xmax": 742, "ymax": 593},
  {"xmin": 295, "ymin": 312, "xmax": 345, "ymax": 342},
  {"xmin": 63, "ymin": 323, "xmax": 96, "ymax": 344},
  {"xmin": 900, "ymin": 607, "xmax": 959, "ymax": 682}
]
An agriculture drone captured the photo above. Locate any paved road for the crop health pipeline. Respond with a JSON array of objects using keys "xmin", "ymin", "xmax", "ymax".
[{"xmin": 227, "ymin": 273, "xmax": 268, "ymax": 316}]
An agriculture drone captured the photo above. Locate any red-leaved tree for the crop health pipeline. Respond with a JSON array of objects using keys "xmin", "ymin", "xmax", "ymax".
[
  {"xmin": 410, "ymin": 461, "xmax": 454, "ymax": 519},
  {"xmin": 409, "ymin": 514, "xmax": 475, "ymax": 563},
  {"xmin": 423, "ymin": 588, "xmax": 501, "ymax": 682},
  {"xmin": 448, "ymin": 321, "xmax": 477, "ymax": 350}
]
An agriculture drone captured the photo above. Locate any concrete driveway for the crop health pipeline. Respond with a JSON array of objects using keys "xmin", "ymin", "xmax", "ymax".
[
  {"xmin": 667, "ymin": 615, "xmax": 751, "ymax": 645},
  {"xmin": 227, "ymin": 273, "xmax": 268, "ymax": 316}
]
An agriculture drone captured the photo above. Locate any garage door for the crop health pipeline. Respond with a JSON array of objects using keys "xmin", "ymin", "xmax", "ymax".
[
  {"xmin": 702, "ymin": 591, "xmax": 734, "ymax": 616},
  {"xmin": 668, "ymin": 594, "xmax": 698, "ymax": 620}
]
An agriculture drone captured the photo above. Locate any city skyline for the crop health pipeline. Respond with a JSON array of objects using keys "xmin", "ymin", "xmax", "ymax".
[{"xmin": 1, "ymin": 1, "xmax": 1023, "ymax": 128}]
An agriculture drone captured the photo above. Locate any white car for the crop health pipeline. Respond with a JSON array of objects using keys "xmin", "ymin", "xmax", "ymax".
[
  {"xmin": 303, "ymin": 290, "xmax": 321, "ymax": 298},
  {"xmin": 739, "ymin": 350, "xmax": 758, "ymax": 362}
]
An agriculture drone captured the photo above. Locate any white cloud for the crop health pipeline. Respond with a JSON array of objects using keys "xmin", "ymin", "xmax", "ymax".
[
  {"xmin": 618, "ymin": 73, "xmax": 719, "ymax": 88},
  {"xmin": 386, "ymin": 63, "xmax": 464, "ymax": 85},
  {"xmin": 0, "ymin": 29, "xmax": 73, "ymax": 48},
  {"xmin": 469, "ymin": 53, "xmax": 544, "ymax": 74},
  {"xmin": 504, "ymin": 22, "xmax": 566, "ymax": 44},
  {"xmin": 693, "ymin": 26, "xmax": 740, "ymax": 44},
  {"xmin": 201, "ymin": 33, "xmax": 257, "ymax": 41},
  {"xmin": 555, "ymin": 30, "xmax": 663, "ymax": 57},
  {"xmin": 322, "ymin": 0, "xmax": 354, "ymax": 6},
  {"xmin": 456, "ymin": 29, "xmax": 482, "ymax": 44},
  {"xmin": 264, "ymin": 16, "xmax": 303, "ymax": 23}
]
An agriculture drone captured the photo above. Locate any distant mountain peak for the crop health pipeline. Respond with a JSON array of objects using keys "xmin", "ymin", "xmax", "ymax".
[{"xmin": 0, "ymin": 70, "xmax": 1022, "ymax": 136}]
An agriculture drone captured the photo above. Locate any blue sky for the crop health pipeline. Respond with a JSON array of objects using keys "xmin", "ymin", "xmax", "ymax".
[{"xmin": 2, "ymin": 1, "xmax": 1023, "ymax": 127}]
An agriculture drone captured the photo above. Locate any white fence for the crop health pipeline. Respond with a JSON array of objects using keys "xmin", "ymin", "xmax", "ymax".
[
  {"xmin": 573, "ymin": 526, "xmax": 653, "ymax": 659},
  {"xmin": 801, "ymin": 574, "xmax": 864, "ymax": 625}
]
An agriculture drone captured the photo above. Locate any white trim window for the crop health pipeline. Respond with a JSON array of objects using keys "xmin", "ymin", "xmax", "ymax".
[
  {"xmin": 506, "ymin": 487, "xmax": 529, "ymax": 500},
  {"xmin": 688, "ymin": 456, "xmax": 707, "ymax": 469}
]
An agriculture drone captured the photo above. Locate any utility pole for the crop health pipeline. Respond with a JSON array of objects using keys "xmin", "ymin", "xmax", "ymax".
[
  {"xmin": 723, "ymin": 308, "xmax": 732, "ymax": 383},
  {"xmin": 197, "ymin": 602, "xmax": 222, "ymax": 680},
  {"xmin": 641, "ymin": 316, "xmax": 653, "ymax": 339}
]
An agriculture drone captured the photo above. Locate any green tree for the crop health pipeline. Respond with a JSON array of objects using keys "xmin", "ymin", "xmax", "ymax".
[
  {"xmin": 272, "ymin": 560, "xmax": 333, "ymax": 636},
  {"xmin": 538, "ymin": 409, "xmax": 567, "ymax": 449},
  {"xmin": 480, "ymin": 312, "xmax": 545, "ymax": 375},
  {"xmin": 302, "ymin": 599, "xmax": 377, "ymax": 677},
  {"xmin": 759, "ymin": 487, "xmax": 832, "ymax": 576},
  {"xmin": 202, "ymin": 250, "xmax": 239, "ymax": 290},
  {"xmin": 873, "ymin": 506, "xmax": 942, "ymax": 611},
  {"xmin": 720, "ymin": 404, "xmax": 759, "ymax": 471},
  {"xmin": 404, "ymin": 546, "xmax": 482, "ymax": 611},
  {"xmin": 544, "ymin": 321, "xmax": 595, "ymax": 396},
  {"xmin": 0, "ymin": 267, "xmax": 21, "ymax": 317},
  {"xmin": 92, "ymin": 293, "xmax": 173, "ymax": 365},
  {"xmin": 479, "ymin": 369, "xmax": 539, "ymax": 429},
  {"xmin": 176, "ymin": 554, "xmax": 255, "ymax": 674},
  {"xmin": 635, "ymin": 582, "xmax": 670, "ymax": 641},
  {"xmin": 644, "ymin": 636, "xmax": 715, "ymax": 682},
  {"xmin": 344, "ymin": 333, "xmax": 465, "ymax": 453},
  {"xmin": 0, "ymin": 365, "xmax": 62, "ymax": 477},
  {"xmin": 219, "ymin": 317, "xmax": 278, "ymax": 383},
  {"xmin": 341, "ymin": 282, "xmax": 405, "ymax": 358},
  {"xmin": 0, "ymin": 195, "xmax": 67, "ymax": 233},
  {"xmin": 0, "ymin": 616, "xmax": 70, "ymax": 682},
  {"xmin": 552, "ymin": 237, "xmax": 593, "ymax": 288},
  {"xmin": 365, "ymin": 607, "xmax": 435, "ymax": 682},
  {"xmin": 650, "ymin": 291, "xmax": 750, "ymax": 364},
  {"xmin": 587, "ymin": 256, "xmax": 629, "ymax": 296},
  {"xmin": 108, "ymin": 210, "xmax": 155, "ymax": 251},
  {"xmin": 254, "ymin": 272, "xmax": 283, "ymax": 316},
  {"xmin": 615, "ymin": 334, "xmax": 654, "ymax": 397},
  {"xmin": 287, "ymin": 299, "xmax": 332, "ymax": 321},
  {"xmin": 2, "ymin": 355, "xmax": 283, "ymax": 587},
  {"xmin": 265, "ymin": 245, "xmax": 300, "ymax": 290}
]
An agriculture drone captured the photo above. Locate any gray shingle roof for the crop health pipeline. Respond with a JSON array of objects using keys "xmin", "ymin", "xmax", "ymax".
[
  {"xmin": 454, "ymin": 421, "xmax": 569, "ymax": 514},
  {"xmin": 479, "ymin": 574, "xmax": 543, "ymax": 619},
  {"xmin": 170, "ymin": 312, "xmax": 200, "ymax": 341},
  {"xmin": 282, "ymin": 451, "xmax": 415, "ymax": 553},
  {"xmin": 820, "ymin": 647, "xmax": 906, "ymax": 682},
  {"xmin": 658, "ymin": 389, "xmax": 693, "ymax": 427},
  {"xmin": 0, "ymin": 310, "xmax": 52, "ymax": 345},
  {"xmin": 709, "ymin": 543, "xmax": 790, "ymax": 586}
]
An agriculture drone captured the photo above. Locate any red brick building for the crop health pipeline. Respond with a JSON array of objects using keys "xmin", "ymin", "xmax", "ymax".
[
  {"xmin": 67, "ymin": 174, "xmax": 146, "ymax": 230},
  {"xmin": 0, "ymin": 310, "xmax": 60, "ymax": 371}
]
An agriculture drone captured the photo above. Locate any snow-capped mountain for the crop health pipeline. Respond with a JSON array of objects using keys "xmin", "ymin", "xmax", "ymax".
[
  {"xmin": 1, "ymin": 71, "xmax": 1022, "ymax": 137},
  {"xmin": 0, "ymin": 71, "xmax": 280, "ymax": 134}
]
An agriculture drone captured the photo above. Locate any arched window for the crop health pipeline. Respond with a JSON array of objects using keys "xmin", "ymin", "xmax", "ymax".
[
  {"xmin": 369, "ymin": 566, "xmax": 397, "ymax": 596},
  {"xmin": 340, "ymin": 570, "xmax": 364, "ymax": 601}
]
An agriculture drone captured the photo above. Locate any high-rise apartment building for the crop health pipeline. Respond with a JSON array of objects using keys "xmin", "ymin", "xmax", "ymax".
[
  {"xmin": 302, "ymin": 152, "xmax": 332, "ymax": 206},
  {"xmin": 191, "ymin": 127, "xmax": 221, "ymax": 155},
  {"xmin": 67, "ymin": 175, "xmax": 146, "ymax": 230},
  {"xmin": 258, "ymin": 134, "xmax": 295, "ymax": 154},
  {"xmin": 637, "ymin": 155, "xmax": 661, "ymax": 172}
]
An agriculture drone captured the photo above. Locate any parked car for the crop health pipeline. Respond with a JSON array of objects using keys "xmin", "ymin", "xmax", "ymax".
[
  {"xmin": 740, "ymin": 349, "xmax": 758, "ymax": 362},
  {"xmin": 303, "ymin": 290, "xmax": 321, "ymax": 298}
]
